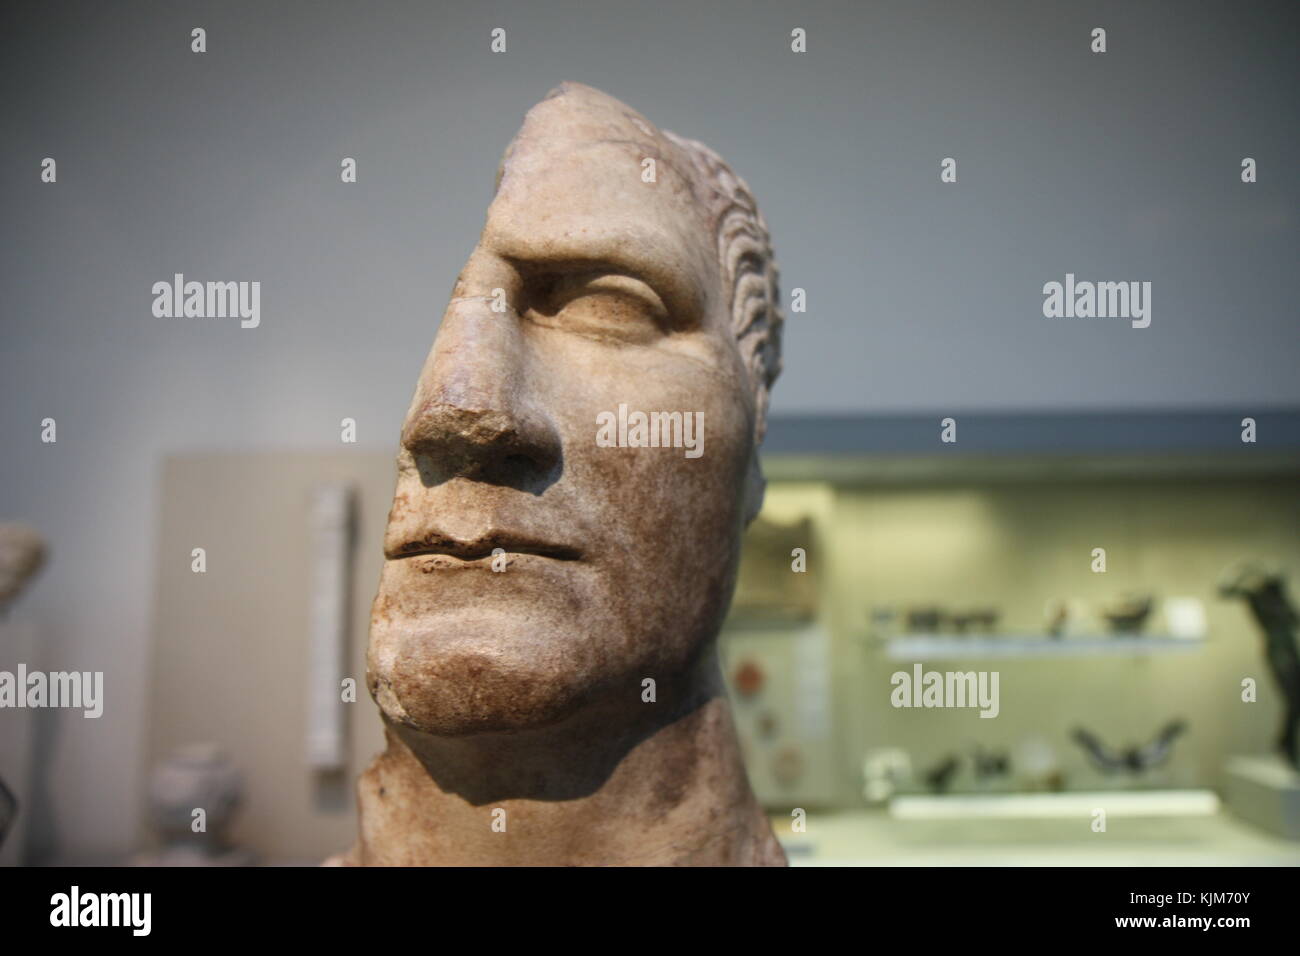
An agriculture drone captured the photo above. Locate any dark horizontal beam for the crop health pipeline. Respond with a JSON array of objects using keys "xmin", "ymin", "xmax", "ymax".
[{"xmin": 762, "ymin": 409, "xmax": 1300, "ymax": 455}]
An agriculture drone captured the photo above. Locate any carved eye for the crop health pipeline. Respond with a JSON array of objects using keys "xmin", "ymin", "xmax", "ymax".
[{"xmin": 525, "ymin": 272, "xmax": 669, "ymax": 345}]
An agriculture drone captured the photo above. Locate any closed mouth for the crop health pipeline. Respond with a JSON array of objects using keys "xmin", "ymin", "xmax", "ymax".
[{"xmin": 387, "ymin": 533, "xmax": 581, "ymax": 563}]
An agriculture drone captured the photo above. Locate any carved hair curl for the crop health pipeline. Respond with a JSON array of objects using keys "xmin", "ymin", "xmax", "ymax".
[{"xmin": 664, "ymin": 131, "xmax": 784, "ymax": 445}]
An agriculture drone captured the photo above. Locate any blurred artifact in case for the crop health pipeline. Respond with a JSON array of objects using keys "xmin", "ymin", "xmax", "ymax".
[
  {"xmin": 135, "ymin": 744, "xmax": 255, "ymax": 866},
  {"xmin": 0, "ymin": 522, "xmax": 45, "ymax": 858},
  {"xmin": 1071, "ymin": 720, "xmax": 1188, "ymax": 776},
  {"xmin": 0, "ymin": 523, "xmax": 45, "ymax": 614},
  {"xmin": 1220, "ymin": 564, "xmax": 1300, "ymax": 770},
  {"xmin": 728, "ymin": 515, "xmax": 817, "ymax": 623}
]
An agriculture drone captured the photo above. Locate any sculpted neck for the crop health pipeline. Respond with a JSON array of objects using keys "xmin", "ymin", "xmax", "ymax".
[{"xmin": 351, "ymin": 652, "xmax": 786, "ymax": 866}]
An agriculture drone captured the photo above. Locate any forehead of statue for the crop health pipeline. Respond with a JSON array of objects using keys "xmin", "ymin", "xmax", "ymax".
[{"xmin": 480, "ymin": 94, "xmax": 720, "ymax": 326}]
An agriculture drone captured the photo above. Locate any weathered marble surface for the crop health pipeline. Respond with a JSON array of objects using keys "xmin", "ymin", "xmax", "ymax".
[
  {"xmin": 0, "ymin": 523, "xmax": 45, "ymax": 613},
  {"xmin": 333, "ymin": 82, "xmax": 786, "ymax": 866}
]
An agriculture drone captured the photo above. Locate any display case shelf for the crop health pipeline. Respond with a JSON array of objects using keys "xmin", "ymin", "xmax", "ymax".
[{"xmin": 879, "ymin": 633, "xmax": 1205, "ymax": 660}]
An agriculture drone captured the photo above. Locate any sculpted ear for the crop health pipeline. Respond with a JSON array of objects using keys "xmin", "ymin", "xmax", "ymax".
[{"xmin": 742, "ymin": 450, "xmax": 766, "ymax": 526}]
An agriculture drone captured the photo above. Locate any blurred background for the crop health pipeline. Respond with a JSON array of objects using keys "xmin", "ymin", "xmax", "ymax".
[{"xmin": 1, "ymin": 0, "xmax": 1297, "ymax": 865}]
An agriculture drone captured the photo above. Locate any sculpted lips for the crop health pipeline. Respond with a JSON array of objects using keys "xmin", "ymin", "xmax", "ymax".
[{"xmin": 386, "ymin": 530, "xmax": 582, "ymax": 563}]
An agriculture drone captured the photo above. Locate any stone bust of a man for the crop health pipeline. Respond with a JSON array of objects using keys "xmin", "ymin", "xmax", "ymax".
[{"xmin": 338, "ymin": 82, "xmax": 787, "ymax": 866}]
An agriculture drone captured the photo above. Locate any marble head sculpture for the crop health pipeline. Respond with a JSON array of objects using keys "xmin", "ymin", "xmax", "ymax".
[{"xmin": 340, "ymin": 82, "xmax": 786, "ymax": 865}]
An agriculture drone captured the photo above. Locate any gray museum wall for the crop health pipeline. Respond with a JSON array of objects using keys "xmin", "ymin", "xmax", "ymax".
[{"xmin": 1, "ymin": 0, "xmax": 1297, "ymax": 860}]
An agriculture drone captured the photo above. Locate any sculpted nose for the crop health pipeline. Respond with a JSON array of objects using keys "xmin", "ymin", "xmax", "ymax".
[{"xmin": 400, "ymin": 298, "xmax": 562, "ymax": 485}]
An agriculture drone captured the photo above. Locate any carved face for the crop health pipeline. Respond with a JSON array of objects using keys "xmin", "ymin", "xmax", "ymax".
[{"xmin": 367, "ymin": 84, "xmax": 760, "ymax": 736}]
